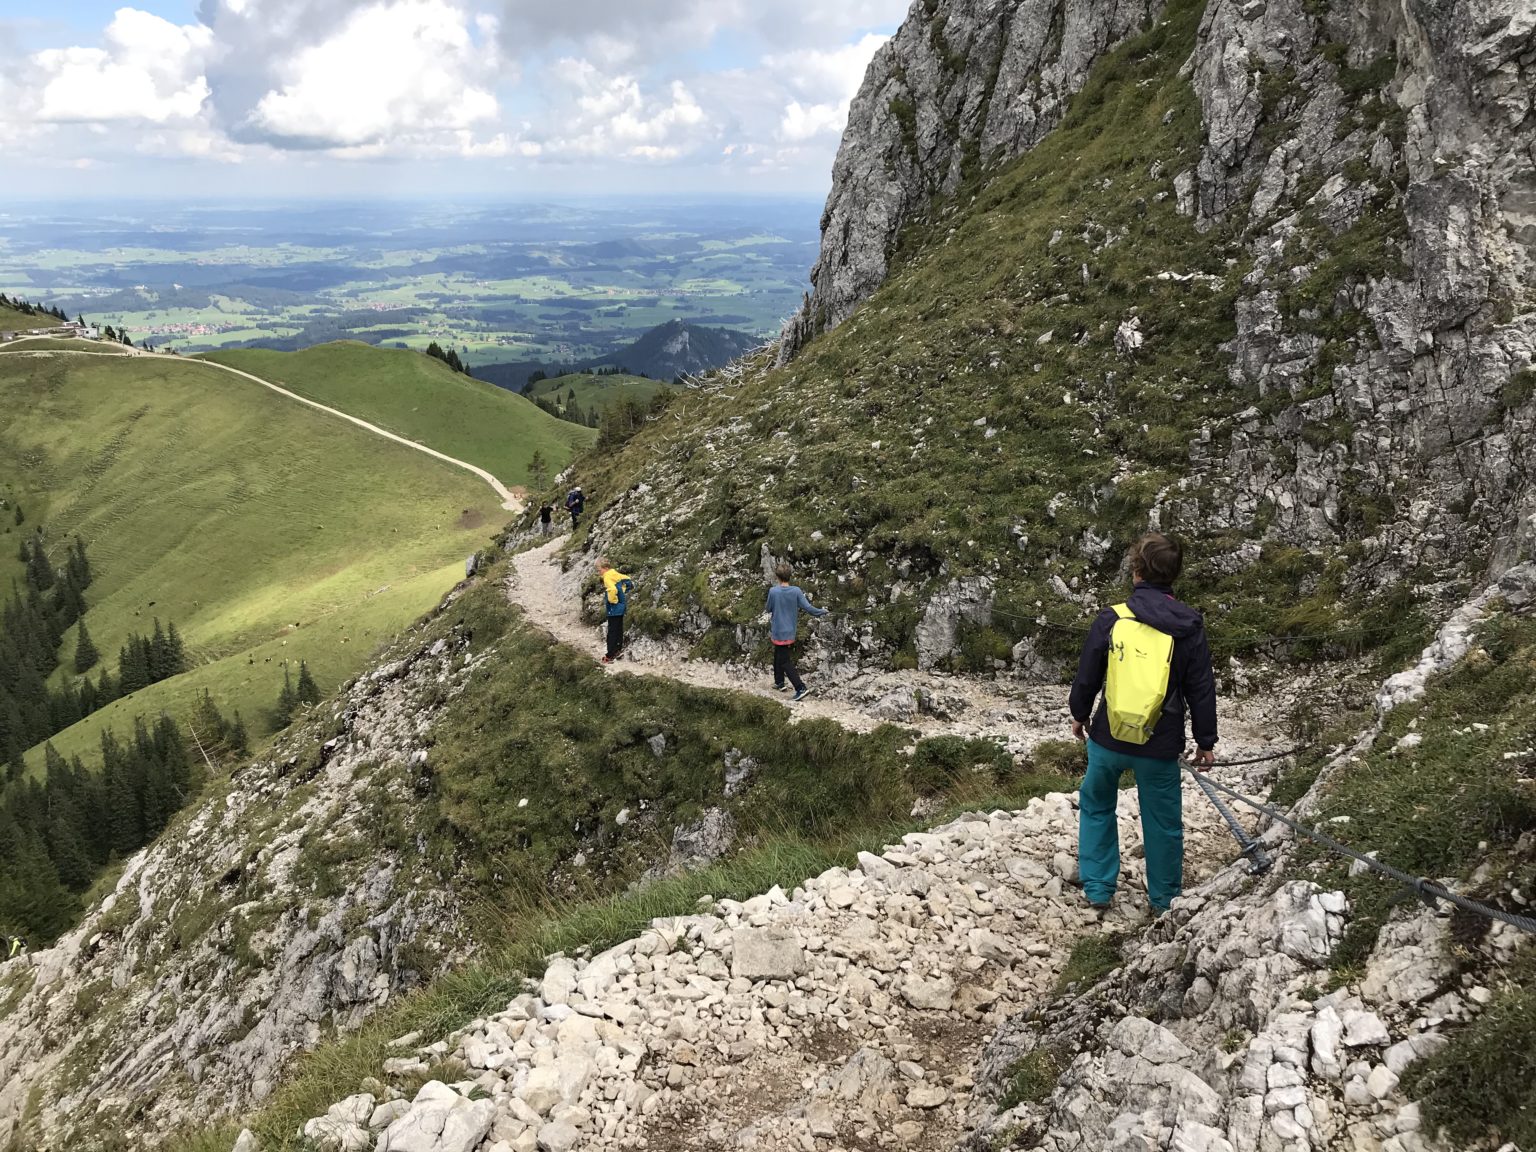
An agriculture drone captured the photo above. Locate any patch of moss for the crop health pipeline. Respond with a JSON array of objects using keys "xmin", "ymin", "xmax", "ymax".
[
  {"xmin": 1056, "ymin": 931, "xmax": 1125, "ymax": 993},
  {"xmin": 998, "ymin": 1047, "xmax": 1064, "ymax": 1110}
]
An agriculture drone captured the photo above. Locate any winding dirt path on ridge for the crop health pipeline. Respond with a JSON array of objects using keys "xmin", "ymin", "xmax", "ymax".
[
  {"xmin": 4, "ymin": 345, "xmax": 523, "ymax": 511},
  {"xmin": 197, "ymin": 358, "xmax": 524, "ymax": 511}
]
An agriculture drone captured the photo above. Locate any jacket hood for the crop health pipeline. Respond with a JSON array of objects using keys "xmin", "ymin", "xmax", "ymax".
[{"xmin": 1125, "ymin": 582, "xmax": 1205, "ymax": 639}]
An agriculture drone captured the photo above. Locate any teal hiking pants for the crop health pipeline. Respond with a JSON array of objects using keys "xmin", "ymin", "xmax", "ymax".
[{"xmin": 1078, "ymin": 738, "xmax": 1184, "ymax": 911}]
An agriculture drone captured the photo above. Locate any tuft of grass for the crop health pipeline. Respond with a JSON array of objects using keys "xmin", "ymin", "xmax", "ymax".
[
  {"xmin": 1029, "ymin": 738, "xmax": 1087, "ymax": 777},
  {"xmin": 1056, "ymin": 931, "xmax": 1125, "ymax": 993},
  {"xmin": 1401, "ymin": 950, "xmax": 1536, "ymax": 1148},
  {"xmin": 998, "ymin": 1047, "xmax": 1063, "ymax": 1111}
]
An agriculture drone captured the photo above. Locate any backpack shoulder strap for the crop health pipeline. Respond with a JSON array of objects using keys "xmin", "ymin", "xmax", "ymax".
[{"xmin": 1112, "ymin": 603, "xmax": 1134, "ymax": 620}]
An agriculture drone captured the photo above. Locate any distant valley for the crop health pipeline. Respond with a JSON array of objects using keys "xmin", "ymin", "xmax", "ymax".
[{"xmin": 0, "ymin": 200, "xmax": 815, "ymax": 373}]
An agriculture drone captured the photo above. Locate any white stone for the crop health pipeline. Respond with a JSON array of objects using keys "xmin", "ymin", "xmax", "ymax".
[
  {"xmin": 730, "ymin": 928, "xmax": 806, "ymax": 981},
  {"xmin": 806, "ymin": 1101, "xmax": 839, "ymax": 1137},
  {"xmin": 302, "ymin": 1117, "xmax": 370, "ymax": 1152},
  {"xmin": 535, "ymin": 1121, "xmax": 580, "ymax": 1152},
  {"xmin": 370, "ymin": 1100, "xmax": 411, "ymax": 1130},
  {"xmin": 1366, "ymin": 1064, "xmax": 1400, "ymax": 1100},
  {"xmin": 1342, "ymin": 1010, "xmax": 1391, "ymax": 1047},
  {"xmin": 541, "ymin": 959, "xmax": 579, "ymax": 1006},
  {"xmin": 900, "ymin": 976, "xmax": 954, "ymax": 1012},
  {"xmin": 376, "ymin": 1082, "xmax": 496, "ymax": 1152}
]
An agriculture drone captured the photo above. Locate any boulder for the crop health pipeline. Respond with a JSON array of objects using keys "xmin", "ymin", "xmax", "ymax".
[
  {"xmin": 900, "ymin": 976, "xmax": 955, "ymax": 1012},
  {"xmin": 376, "ymin": 1081, "xmax": 496, "ymax": 1152},
  {"xmin": 730, "ymin": 928, "xmax": 807, "ymax": 981}
]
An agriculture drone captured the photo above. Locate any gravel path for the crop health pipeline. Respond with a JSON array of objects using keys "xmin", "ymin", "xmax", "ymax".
[{"xmin": 301, "ymin": 775, "xmax": 1266, "ymax": 1152}]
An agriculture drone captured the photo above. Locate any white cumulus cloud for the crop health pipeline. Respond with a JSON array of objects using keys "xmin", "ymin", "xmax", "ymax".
[
  {"xmin": 33, "ymin": 8, "xmax": 212, "ymax": 124},
  {"xmin": 0, "ymin": 0, "xmax": 907, "ymax": 188},
  {"xmin": 519, "ymin": 62, "xmax": 710, "ymax": 161},
  {"xmin": 247, "ymin": 0, "xmax": 500, "ymax": 148},
  {"xmin": 768, "ymin": 34, "xmax": 889, "ymax": 143}
]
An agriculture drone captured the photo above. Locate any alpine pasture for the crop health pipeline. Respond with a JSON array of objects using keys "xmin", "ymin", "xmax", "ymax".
[
  {"xmin": 0, "ymin": 348, "xmax": 506, "ymax": 769},
  {"xmin": 203, "ymin": 342, "xmax": 595, "ymax": 489}
]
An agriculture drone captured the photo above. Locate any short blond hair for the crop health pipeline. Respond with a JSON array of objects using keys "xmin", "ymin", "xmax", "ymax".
[
  {"xmin": 774, "ymin": 562, "xmax": 792, "ymax": 582},
  {"xmin": 595, "ymin": 557, "xmax": 610, "ymax": 570}
]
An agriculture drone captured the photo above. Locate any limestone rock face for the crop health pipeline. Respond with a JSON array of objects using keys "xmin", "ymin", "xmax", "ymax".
[
  {"xmin": 781, "ymin": 0, "xmax": 1162, "ymax": 357},
  {"xmin": 1172, "ymin": 0, "xmax": 1536, "ymax": 583}
]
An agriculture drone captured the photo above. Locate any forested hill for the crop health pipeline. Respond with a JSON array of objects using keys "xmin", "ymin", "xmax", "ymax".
[{"xmin": 477, "ymin": 319, "xmax": 759, "ymax": 391}]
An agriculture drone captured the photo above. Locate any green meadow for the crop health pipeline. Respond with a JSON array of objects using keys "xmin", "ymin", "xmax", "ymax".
[
  {"xmin": 0, "ymin": 338, "xmax": 129, "ymax": 355},
  {"xmin": 204, "ymin": 342, "xmax": 595, "ymax": 489},
  {"xmin": 528, "ymin": 371, "xmax": 679, "ymax": 416},
  {"xmin": 0, "ymin": 349, "xmax": 507, "ymax": 769}
]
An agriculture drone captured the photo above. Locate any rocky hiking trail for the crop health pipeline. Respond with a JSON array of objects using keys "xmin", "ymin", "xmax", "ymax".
[
  {"xmin": 298, "ymin": 763, "xmax": 1274, "ymax": 1152},
  {"xmin": 274, "ymin": 536, "xmax": 1293, "ymax": 1152}
]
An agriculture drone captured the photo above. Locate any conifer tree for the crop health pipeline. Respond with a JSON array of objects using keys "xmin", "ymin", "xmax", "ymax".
[
  {"xmin": 5, "ymin": 743, "xmax": 23, "ymax": 783},
  {"xmin": 73, "ymin": 620, "xmax": 99, "ymax": 673},
  {"xmin": 166, "ymin": 621, "xmax": 185, "ymax": 675},
  {"xmin": 67, "ymin": 538, "xmax": 91, "ymax": 589},
  {"xmin": 25, "ymin": 539, "xmax": 54, "ymax": 591},
  {"xmin": 274, "ymin": 665, "xmax": 297, "ymax": 727},
  {"xmin": 12, "ymin": 504, "xmax": 22, "ymax": 527},
  {"xmin": 295, "ymin": 661, "xmax": 321, "ymax": 707},
  {"xmin": 229, "ymin": 712, "xmax": 249, "ymax": 757}
]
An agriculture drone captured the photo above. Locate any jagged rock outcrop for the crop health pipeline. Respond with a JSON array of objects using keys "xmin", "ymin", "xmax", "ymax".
[
  {"xmin": 781, "ymin": 0, "xmax": 1162, "ymax": 358},
  {"xmin": 1169, "ymin": 0, "xmax": 1536, "ymax": 585}
]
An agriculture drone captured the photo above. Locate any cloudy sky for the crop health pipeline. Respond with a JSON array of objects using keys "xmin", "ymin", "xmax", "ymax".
[{"xmin": 0, "ymin": 0, "xmax": 908, "ymax": 199}]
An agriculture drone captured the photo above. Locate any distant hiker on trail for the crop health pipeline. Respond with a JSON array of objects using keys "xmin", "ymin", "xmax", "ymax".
[
  {"xmin": 538, "ymin": 500, "xmax": 554, "ymax": 535},
  {"xmin": 1068, "ymin": 532, "xmax": 1217, "ymax": 915},
  {"xmin": 3, "ymin": 935, "xmax": 26, "ymax": 961},
  {"xmin": 597, "ymin": 557, "xmax": 633, "ymax": 664},
  {"xmin": 566, "ymin": 487, "xmax": 585, "ymax": 532},
  {"xmin": 766, "ymin": 563, "xmax": 828, "ymax": 703}
]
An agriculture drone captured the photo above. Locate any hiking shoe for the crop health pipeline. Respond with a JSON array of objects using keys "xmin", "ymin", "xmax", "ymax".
[
  {"xmin": 792, "ymin": 687, "xmax": 814, "ymax": 702},
  {"xmin": 774, "ymin": 683, "xmax": 789, "ymax": 692},
  {"xmin": 601, "ymin": 655, "xmax": 613, "ymax": 665}
]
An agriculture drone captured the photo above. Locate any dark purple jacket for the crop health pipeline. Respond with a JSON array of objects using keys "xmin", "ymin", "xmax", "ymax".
[{"xmin": 1068, "ymin": 582, "xmax": 1218, "ymax": 761}]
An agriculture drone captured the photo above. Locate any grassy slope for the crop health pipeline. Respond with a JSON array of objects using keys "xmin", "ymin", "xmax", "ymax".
[
  {"xmin": 0, "ymin": 351, "xmax": 504, "ymax": 768},
  {"xmin": 528, "ymin": 371, "xmax": 678, "ymax": 416},
  {"xmin": 568, "ymin": 0, "xmax": 1414, "ymax": 672},
  {"xmin": 0, "ymin": 303, "xmax": 50, "ymax": 331},
  {"xmin": 0, "ymin": 338, "xmax": 128, "ymax": 355},
  {"xmin": 204, "ymin": 343, "xmax": 595, "ymax": 492}
]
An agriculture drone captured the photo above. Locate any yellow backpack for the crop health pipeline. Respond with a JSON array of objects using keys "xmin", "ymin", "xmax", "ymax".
[{"xmin": 1104, "ymin": 604, "xmax": 1174, "ymax": 744}]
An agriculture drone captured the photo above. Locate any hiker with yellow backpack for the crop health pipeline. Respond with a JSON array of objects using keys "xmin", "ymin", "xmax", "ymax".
[{"xmin": 1068, "ymin": 532, "xmax": 1217, "ymax": 914}]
